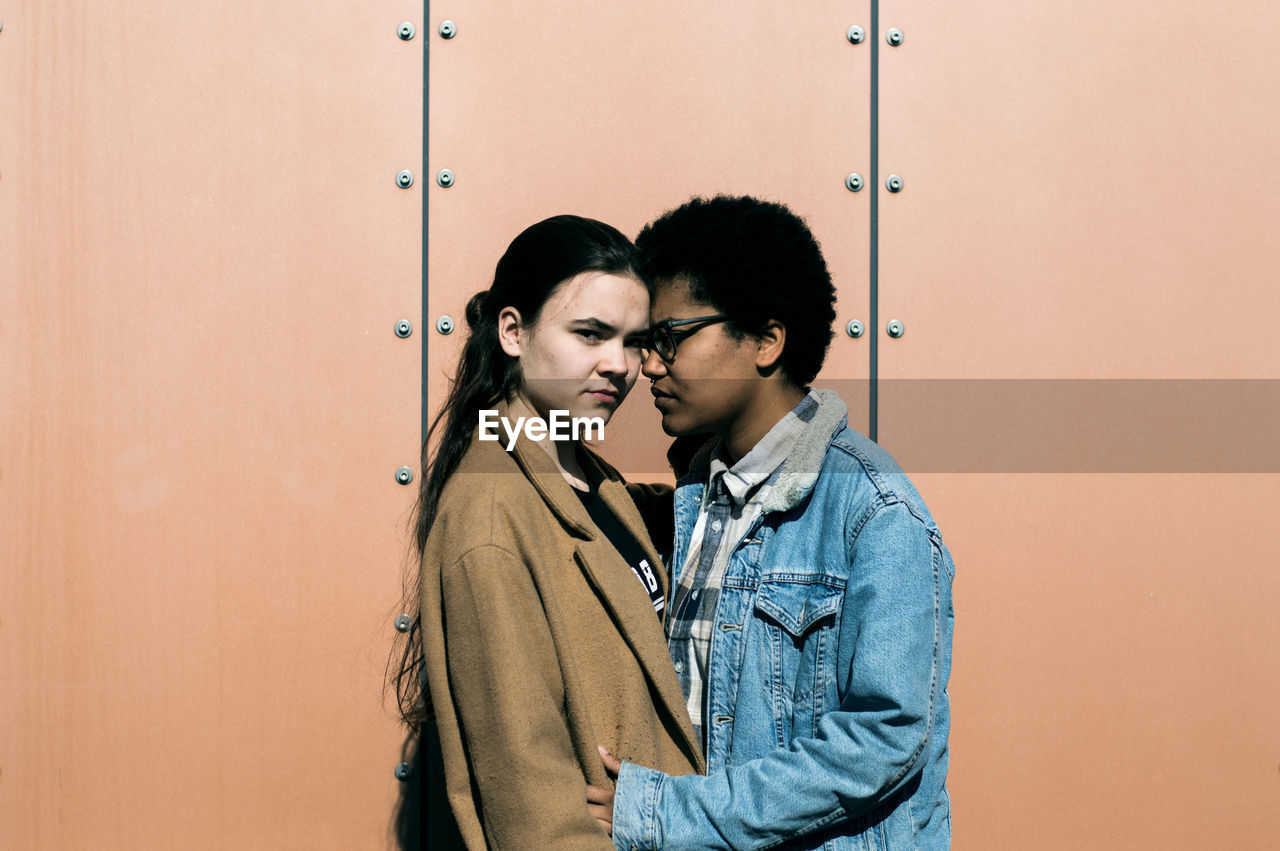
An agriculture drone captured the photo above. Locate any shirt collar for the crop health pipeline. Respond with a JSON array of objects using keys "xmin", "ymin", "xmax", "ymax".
[{"xmin": 707, "ymin": 391, "xmax": 820, "ymax": 506}]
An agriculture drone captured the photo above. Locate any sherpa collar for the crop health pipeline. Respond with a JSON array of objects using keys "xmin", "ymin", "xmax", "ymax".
[{"xmin": 680, "ymin": 388, "xmax": 849, "ymax": 515}]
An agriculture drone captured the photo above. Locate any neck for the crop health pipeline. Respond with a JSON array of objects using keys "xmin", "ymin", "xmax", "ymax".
[
  {"xmin": 509, "ymin": 394, "xmax": 589, "ymax": 489},
  {"xmin": 721, "ymin": 383, "xmax": 807, "ymax": 464}
]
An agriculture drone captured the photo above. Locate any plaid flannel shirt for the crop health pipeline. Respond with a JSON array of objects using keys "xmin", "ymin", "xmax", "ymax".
[{"xmin": 667, "ymin": 392, "xmax": 820, "ymax": 749}]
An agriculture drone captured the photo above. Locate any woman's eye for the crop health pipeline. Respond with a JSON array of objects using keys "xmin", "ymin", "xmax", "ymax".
[{"xmin": 575, "ymin": 329, "xmax": 602, "ymax": 342}]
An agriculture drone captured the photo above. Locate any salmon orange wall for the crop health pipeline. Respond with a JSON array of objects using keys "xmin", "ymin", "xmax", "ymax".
[
  {"xmin": 3, "ymin": 3, "xmax": 421, "ymax": 847},
  {"xmin": 5, "ymin": 1, "xmax": 1278, "ymax": 848}
]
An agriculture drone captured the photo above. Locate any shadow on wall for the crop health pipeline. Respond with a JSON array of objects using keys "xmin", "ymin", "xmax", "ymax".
[
  {"xmin": 393, "ymin": 730, "xmax": 422, "ymax": 849},
  {"xmin": 396, "ymin": 721, "xmax": 465, "ymax": 850}
]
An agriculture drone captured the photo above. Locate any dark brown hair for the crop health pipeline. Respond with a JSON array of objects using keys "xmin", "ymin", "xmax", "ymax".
[{"xmin": 391, "ymin": 215, "xmax": 640, "ymax": 728}]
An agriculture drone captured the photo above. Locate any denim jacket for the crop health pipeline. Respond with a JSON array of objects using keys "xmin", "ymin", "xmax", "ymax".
[{"xmin": 613, "ymin": 390, "xmax": 954, "ymax": 850}]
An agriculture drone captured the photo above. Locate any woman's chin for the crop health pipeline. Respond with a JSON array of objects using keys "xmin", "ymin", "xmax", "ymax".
[{"xmin": 582, "ymin": 403, "xmax": 618, "ymax": 426}]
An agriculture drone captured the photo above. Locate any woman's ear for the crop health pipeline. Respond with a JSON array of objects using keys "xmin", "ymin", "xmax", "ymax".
[
  {"xmin": 496, "ymin": 307, "xmax": 523, "ymax": 358},
  {"xmin": 755, "ymin": 320, "xmax": 787, "ymax": 371}
]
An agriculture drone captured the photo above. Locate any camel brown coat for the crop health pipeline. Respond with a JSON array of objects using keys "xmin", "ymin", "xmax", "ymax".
[{"xmin": 421, "ymin": 407, "xmax": 704, "ymax": 850}]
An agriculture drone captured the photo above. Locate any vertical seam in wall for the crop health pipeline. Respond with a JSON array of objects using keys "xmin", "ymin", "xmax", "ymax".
[
  {"xmin": 421, "ymin": 2, "xmax": 431, "ymax": 442},
  {"xmin": 869, "ymin": 0, "xmax": 879, "ymax": 443}
]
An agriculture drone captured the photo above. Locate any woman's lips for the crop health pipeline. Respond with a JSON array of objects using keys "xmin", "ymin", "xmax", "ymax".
[
  {"xmin": 586, "ymin": 389, "xmax": 618, "ymax": 404},
  {"xmin": 650, "ymin": 387, "xmax": 676, "ymax": 410}
]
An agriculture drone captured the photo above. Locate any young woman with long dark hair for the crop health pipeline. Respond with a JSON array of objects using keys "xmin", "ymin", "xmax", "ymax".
[{"xmin": 392, "ymin": 215, "xmax": 702, "ymax": 849}]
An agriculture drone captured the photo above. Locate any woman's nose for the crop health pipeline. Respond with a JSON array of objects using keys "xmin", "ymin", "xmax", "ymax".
[{"xmin": 598, "ymin": 340, "xmax": 630, "ymax": 376}]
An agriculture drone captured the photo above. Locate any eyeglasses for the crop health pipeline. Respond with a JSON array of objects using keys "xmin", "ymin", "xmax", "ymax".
[{"xmin": 644, "ymin": 314, "xmax": 731, "ymax": 362}]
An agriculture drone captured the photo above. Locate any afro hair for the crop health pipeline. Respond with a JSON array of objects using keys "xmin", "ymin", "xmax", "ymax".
[{"xmin": 635, "ymin": 195, "xmax": 837, "ymax": 387}]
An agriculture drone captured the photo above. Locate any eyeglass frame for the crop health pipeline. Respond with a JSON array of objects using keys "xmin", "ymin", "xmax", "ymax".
[{"xmin": 644, "ymin": 314, "xmax": 732, "ymax": 362}]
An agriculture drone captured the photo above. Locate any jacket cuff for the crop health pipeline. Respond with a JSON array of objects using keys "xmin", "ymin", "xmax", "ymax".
[{"xmin": 612, "ymin": 760, "xmax": 664, "ymax": 851}]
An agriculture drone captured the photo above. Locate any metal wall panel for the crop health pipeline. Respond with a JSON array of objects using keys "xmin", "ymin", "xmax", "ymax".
[
  {"xmin": 878, "ymin": 3, "xmax": 1280, "ymax": 847},
  {"xmin": 878, "ymin": 2, "xmax": 1280, "ymax": 382},
  {"xmin": 1, "ymin": 3, "xmax": 421, "ymax": 847},
  {"xmin": 427, "ymin": 0, "xmax": 873, "ymax": 472}
]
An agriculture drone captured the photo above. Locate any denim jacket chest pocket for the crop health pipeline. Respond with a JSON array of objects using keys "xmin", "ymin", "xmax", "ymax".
[{"xmin": 749, "ymin": 574, "xmax": 846, "ymax": 743}]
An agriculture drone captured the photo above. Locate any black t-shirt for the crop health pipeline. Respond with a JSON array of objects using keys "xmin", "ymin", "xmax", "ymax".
[{"xmin": 573, "ymin": 485, "xmax": 665, "ymax": 619}]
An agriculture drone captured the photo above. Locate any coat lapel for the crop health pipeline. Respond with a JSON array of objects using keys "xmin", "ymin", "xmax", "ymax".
[
  {"xmin": 596, "ymin": 473, "xmax": 702, "ymax": 754},
  {"xmin": 571, "ymin": 517, "xmax": 705, "ymax": 773},
  {"xmin": 503, "ymin": 410, "xmax": 703, "ymax": 771}
]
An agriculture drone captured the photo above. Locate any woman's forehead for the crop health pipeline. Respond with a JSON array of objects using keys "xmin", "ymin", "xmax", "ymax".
[{"xmin": 541, "ymin": 271, "xmax": 649, "ymax": 323}]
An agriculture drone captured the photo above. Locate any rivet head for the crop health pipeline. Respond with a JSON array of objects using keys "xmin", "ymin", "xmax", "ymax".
[
  {"xmin": 394, "ymin": 319, "xmax": 413, "ymax": 338},
  {"xmin": 394, "ymin": 762, "xmax": 412, "ymax": 781},
  {"xmin": 436, "ymin": 315, "xmax": 455, "ymax": 335},
  {"xmin": 397, "ymin": 22, "xmax": 415, "ymax": 40},
  {"xmin": 436, "ymin": 168, "xmax": 455, "ymax": 188},
  {"xmin": 395, "ymin": 466, "xmax": 414, "ymax": 485},
  {"xmin": 394, "ymin": 614, "xmax": 413, "ymax": 633},
  {"xmin": 887, "ymin": 28, "xmax": 904, "ymax": 46},
  {"xmin": 887, "ymin": 320, "xmax": 905, "ymax": 338},
  {"xmin": 845, "ymin": 173, "xmax": 864, "ymax": 193},
  {"xmin": 886, "ymin": 174, "xmax": 904, "ymax": 193},
  {"xmin": 396, "ymin": 170, "xmax": 414, "ymax": 189},
  {"xmin": 846, "ymin": 319, "xmax": 865, "ymax": 338},
  {"xmin": 846, "ymin": 25, "xmax": 864, "ymax": 44},
  {"xmin": 439, "ymin": 20, "xmax": 456, "ymax": 39}
]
